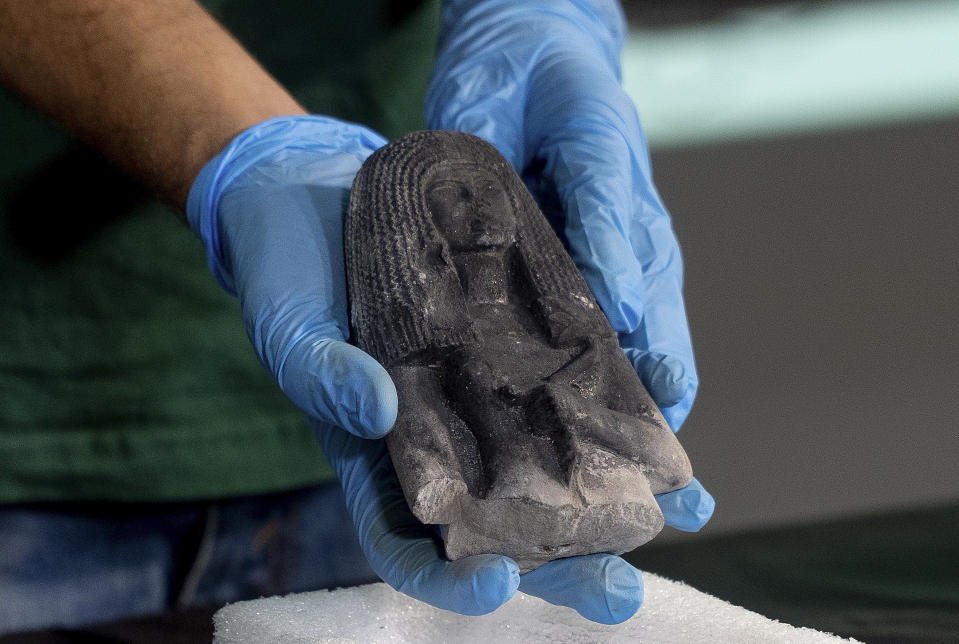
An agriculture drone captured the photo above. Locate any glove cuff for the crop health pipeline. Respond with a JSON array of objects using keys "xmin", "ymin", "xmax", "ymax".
[{"xmin": 185, "ymin": 115, "xmax": 387, "ymax": 295}]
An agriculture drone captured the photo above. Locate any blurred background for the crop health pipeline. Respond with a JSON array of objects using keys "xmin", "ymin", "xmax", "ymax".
[
  {"xmin": 619, "ymin": 1, "xmax": 959, "ymax": 640},
  {"xmin": 623, "ymin": 0, "xmax": 959, "ymax": 538}
]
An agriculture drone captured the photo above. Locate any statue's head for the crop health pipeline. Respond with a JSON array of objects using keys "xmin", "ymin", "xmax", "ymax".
[
  {"xmin": 347, "ymin": 130, "xmax": 588, "ymax": 367},
  {"xmin": 347, "ymin": 131, "xmax": 527, "ymax": 365},
  {"xmin": 426, "ymin": 164, "xmax": 515, "ymax": 253}
]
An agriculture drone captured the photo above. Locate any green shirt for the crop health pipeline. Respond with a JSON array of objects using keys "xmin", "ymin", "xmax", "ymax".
[{"xmin": 0, "ymin": 0, "xmax": 438, "ymax": 503}]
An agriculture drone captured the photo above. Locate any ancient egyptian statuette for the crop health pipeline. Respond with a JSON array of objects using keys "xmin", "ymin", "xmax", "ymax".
[{"xmin": 346, "ymin": 130, "xmax": 693, "ymax": 571}]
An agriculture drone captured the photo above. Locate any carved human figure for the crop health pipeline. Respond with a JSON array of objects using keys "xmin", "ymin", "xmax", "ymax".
[{"xmin": 346, "ymin": 130, "xmax": 693, "ymax": 571}]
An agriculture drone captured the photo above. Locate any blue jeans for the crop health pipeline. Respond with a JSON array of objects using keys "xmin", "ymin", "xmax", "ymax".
[{"xmin": 0, "ymin": 482, "xmax": 376, "ymax": 635}]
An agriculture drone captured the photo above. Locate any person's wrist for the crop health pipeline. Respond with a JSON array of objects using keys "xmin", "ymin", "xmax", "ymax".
[{"xmin": 174, "ymin": 107, "xmax": 309, "ymax": 209}]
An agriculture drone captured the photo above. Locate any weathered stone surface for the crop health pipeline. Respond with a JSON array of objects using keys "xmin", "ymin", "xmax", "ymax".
[{"xmin": 346, "ymin": 130, "xmax": 693, "ymax": 571}]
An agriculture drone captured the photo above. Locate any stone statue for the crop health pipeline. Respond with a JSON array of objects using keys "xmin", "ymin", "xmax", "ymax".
[{"xmin": 346, "ymin": 130, "xmax": 693, "ymax": 571}]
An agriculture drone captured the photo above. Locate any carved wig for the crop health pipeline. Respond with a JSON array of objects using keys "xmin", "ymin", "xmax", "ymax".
[{"xmin": 346, "ymin": 130, "xmax": 608, "ymax": 366}]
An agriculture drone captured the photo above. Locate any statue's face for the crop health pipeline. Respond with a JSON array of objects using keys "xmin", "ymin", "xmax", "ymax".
[{"xmin": 426, "ymin": 167, "xmax": 515, "ymax": 251}]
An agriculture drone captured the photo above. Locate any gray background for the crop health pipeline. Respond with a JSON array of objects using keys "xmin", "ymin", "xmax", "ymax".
[{"xmin": 650, "ymin": 117, "xmax": 959, "ymax": 537}]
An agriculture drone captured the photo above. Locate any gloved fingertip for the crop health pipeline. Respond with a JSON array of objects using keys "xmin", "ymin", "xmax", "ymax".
[
  {"xmin": 318, "ymin": 342, "xmax": 397, "ymax": 439},
  {"xmin": 592, "ymin": 556, "xmax": 644, "ymax": 625},
  {"xmin": 444, "ymin": 555, "xmax": 520, "ymax": 615},
  {"xmin": 630, "ymin": 351, "xmax": 688, "ymax": 408},
  {"xmin": 656, "ymin": 478, "xmax": 715, "ymax": 532},
  {"xmin": 468, "ymin": 555, "xmax": 521, "ymax": 613},
  {"xmin": 518, "ymin": 554, "xmax": 642, "ymax": 625},
  {"xmin": 355, "ymin": 361, "xmax": 398, "ymax": 439}
]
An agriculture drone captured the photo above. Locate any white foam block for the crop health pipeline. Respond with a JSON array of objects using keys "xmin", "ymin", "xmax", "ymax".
[{"xmin": 213, "ymin": 573, "xmax": 857, "ymax": 643}]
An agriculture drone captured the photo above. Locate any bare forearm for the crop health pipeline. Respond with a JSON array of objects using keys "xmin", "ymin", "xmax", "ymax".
[{"xmin": 0, "ymin": 0, "xmax": 305, "ymax": 209}]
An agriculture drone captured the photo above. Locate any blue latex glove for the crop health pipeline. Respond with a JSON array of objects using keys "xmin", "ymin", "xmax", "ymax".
[
  {"xmin": 426, "ymin": 0, "xmax": 697, "ymax": 430},
  {"xmin": 426, "ymin": 0, "xmax": 715, "ymax": 617}
]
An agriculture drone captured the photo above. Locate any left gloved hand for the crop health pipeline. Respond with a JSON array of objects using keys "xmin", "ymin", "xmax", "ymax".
[{"xmin": 427, "ymin": 0, "xmax": 715, "ymax": 619}]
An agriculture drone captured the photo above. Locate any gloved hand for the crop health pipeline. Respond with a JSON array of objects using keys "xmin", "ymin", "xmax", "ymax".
[
  {"xmin": 187, "ymin": 116, "xmax": 396, "ymax": 440},
  {"xmin": 426, "ymin": 0, "xmax": 715, "ymax": 616}
]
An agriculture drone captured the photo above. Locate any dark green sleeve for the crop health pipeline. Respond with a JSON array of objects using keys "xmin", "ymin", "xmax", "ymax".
[{"xmin": 0, "ymin": 0, "xmax": 438, "ymax": 503}]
